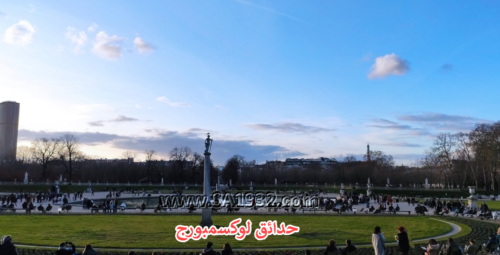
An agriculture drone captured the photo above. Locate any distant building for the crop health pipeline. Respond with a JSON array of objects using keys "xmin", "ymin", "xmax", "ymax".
[
  {"xmin": 84, "ymin": 158, "xmax": 134, "ymax": 164},
  {"xmin": 284, "ymin": 157, "xmax": 338, "ymax": 169},
  {"xmin": 0, "ymin": 101, "xmax": 20, "ymax": 161}
]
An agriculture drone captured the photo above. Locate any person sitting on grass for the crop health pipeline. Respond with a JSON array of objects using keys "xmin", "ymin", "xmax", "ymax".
[
  {"xmin": 0, "ymin": 235, "xmax": 18, "ymax": 255},
  {"xmin": 202, "ymin": 241, "xmax": 216, "ymax": 255},
  {"xmin": 323, "ymin": 239, "xmax": 338, "ymax": 255},
  {"xmin": 56, "ymin": 241, "xmax": 76, "ymax": 255}
]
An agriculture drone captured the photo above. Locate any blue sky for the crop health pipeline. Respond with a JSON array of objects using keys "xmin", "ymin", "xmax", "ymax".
[{"xmin": 1, "ymin": 1, "xmax": 498, "ymax": 165}]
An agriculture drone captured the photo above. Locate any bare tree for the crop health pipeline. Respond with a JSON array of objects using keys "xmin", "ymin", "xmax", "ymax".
[
  {"xmin": 455, "ymin": 132, "xmax": 479, "ymax": 187},
  {"xmin": 122, "ymin": 150, "xmax": 138, "ymax": 161},
  {"xmin": 188, "ymin": 152, "xmax": 203, "ymax": 182},
  {"xmin": 144, "ymin": 150, "xmax": 156, "ymax": 181},
  {"xmin": 59, "ymin": 134, "xmax": 82, "ymax": 183},
  {"xmin": 430, "ymin": 133, "xmax": 456, "ymax": 187},
  {"xmin": 31, "ymin": 138, "xmax": 61, "ymax": 180},
  {"xmin": 169, "ymin": 147, "xmax": 192, "ymax": 181},
  {"xmin": 17, "ymin": 145, "xmax": 33, "ymax": 163},
  {"xmin": 421, "ymin": 150, "xmax": 440, "ymax": 185}
]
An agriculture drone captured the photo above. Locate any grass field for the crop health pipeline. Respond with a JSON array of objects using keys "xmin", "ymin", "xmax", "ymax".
[
  {"xmin": 483, "ymin": 201, "xmax": 500, "ymax": 210},
  {"xmin": 0, "ymin": 215, "xmax": 454, "ymax": 249}
]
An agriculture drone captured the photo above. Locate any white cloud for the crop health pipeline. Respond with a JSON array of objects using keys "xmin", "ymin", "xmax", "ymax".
[
  {"xmin": 65, "ymin": 27, "xmax": 87, "ymax": 53},
  {"xmin": 4, "ymin": 20, "xmax": 35, "ymax": 46},
  {"xmin": 156, "ymin": 96, "xmax": 191, "ymax": 108},
  {"xmin": 134, "ymin": 37, "xmax": 154, "ymax": 53},
  {"xmin": 88, "ymin": 23, "xmax": 98, "ymax": 33},
  {"xmin": 92, "ymin": 31, "xmax": 124, "ymax": 59},
  {"xmin": 368, "ymin": 53, "xmax": 409, "ymax": 79}
]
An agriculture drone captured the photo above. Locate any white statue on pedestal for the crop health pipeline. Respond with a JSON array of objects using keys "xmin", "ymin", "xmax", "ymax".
[{"xmin": 24, "ymin": 172, "xmax": 28, "ymax": 184}]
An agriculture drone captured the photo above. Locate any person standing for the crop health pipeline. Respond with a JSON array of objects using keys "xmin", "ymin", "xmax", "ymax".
[
  {"xmin": 396, "ymin": 226, "xmax": 410, "ymax": 255},
  {"xmin": 372, "ymin": 226, "xmax": 386, "ymax": 255}
]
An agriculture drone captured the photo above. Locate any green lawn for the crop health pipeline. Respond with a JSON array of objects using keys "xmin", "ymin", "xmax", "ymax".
[
  {"xmin": 482, "ymin": 201, "xmax": 500, "ymax": 210},
  {"xmin": 0, "ymin": 215, "xmax": 453, "ymax": 249}
]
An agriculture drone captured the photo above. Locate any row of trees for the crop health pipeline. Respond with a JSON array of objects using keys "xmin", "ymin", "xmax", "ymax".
[
  {"xmin": 6, "ymin": 121, "xmax": 500, "ymax": 189},
  {"xmin": 422, "ymin": 122, "xmax": 500, "ymax": 190},
  {"xmin": 9, "ymin": 135, "xmax": 217, "ymax": 184}
]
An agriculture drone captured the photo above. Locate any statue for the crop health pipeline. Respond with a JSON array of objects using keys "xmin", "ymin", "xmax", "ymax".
[
  {"xmin": 24, "ymin": 172, "xmax": 28, "ymax": 184},
  {"xmin": 204, "ymin": 133, "xmax": 213, "ymax": 154}
]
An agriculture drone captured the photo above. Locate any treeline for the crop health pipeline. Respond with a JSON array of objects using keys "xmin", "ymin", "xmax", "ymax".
[
  {"xmin": 4, "ymin": 134, "xmax": 218, "ymax": 184},
  {"xmin": 421, "ymin": 121, "xmax": 500, "ymax": 190},
  {"xmin": 4, "ymin": 121, "xmax": 500, "ymax": 189}
]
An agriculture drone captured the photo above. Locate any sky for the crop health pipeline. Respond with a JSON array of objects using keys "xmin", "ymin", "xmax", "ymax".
[{"xmin": 1, "ymin": 1, "xmax": 499, "ymax": 165}]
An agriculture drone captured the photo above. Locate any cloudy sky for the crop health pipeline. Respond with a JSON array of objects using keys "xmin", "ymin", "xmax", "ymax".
[{"xmin": 1, "ymin": 1, "xmax": 498, "ymax": 165}]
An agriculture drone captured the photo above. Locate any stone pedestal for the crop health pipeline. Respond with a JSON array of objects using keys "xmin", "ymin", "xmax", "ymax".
[
  {"xmin": 468, "ymin": 186, "xmax": 478, "ymax": 209},
  {"xmin": 468, "ymin": 195, "xmax": 478, "ymax": 208}
]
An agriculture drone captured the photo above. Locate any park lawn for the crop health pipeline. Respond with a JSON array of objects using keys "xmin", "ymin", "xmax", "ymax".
[
  {"xmin": 482, "ymin": 201, "xmax": 500, "ymax": 210},
  {"xmin": 0, "ymin": 215, "xmax": 453, "ymax": 249}
]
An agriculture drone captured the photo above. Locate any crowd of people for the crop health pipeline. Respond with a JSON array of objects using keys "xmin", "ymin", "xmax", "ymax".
[{"xmin": 2, "ymin": 225, "xmax": 500, "ymax": 255}]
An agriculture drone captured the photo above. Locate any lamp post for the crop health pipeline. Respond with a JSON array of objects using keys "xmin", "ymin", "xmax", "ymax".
[{"xmin": 200, "ymin": 133, "xmax": 213, "ymax": 227}]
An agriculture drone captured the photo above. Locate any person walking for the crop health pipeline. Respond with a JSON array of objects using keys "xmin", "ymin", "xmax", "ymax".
[
  {"xmin": 372, "ymin": 226, "xmax": 386, "ymax": 255},
  {"xmin": 396, "ymin": 226, "xmax": 410, "ymax": 255}
]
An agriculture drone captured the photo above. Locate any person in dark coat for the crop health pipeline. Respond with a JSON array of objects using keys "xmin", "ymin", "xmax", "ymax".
[
  {"xmin": 202, "ymin": 241, "xmax": 216, "ymax": 255},
  {"xmin": 1, "ymin": 235, "xmax": 18, "ymax": 255},
  {"xmin": 55, "ymin": 242, "xmax": 76, "ymax": 255},
  {"xmin": 397, "ymin": 226, "xmax": 411, "ymax": 255},
  {"xmin": 82, "ymin": 243, "xmax": 97, "ymax": 255},
  {"xmin": 323, "ymin": 239, "xmax": 338, "ymax": 255},
  {"xmin": 341, "ymin": 239, "xmax": 357, "ymax": 255},
  {"xmin": 221, "ymin": 243, "xmax": 234, "ymax": 255}
]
